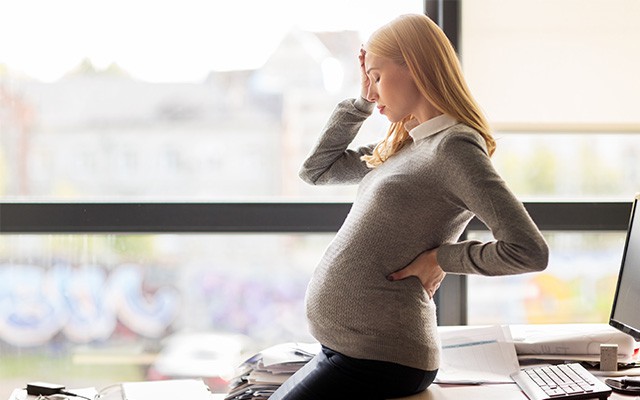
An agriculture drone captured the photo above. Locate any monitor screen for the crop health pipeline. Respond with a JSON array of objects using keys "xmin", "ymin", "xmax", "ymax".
[{"xmin": 609, "ymin": 194, "xmax": 640, "ymax": 341}]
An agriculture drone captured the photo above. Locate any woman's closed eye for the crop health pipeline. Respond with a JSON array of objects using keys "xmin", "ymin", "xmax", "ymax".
[{"xmin": 367, "ymin": 70, "xmax": 379, "ymax": 81}]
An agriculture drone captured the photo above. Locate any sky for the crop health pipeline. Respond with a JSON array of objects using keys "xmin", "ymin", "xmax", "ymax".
[{"xmin": 0, "ymin": 0, "xmax": 422, "ymax": 82}]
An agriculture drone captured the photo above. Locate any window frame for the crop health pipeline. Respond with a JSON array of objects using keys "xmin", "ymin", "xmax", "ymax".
[{"xmin": 0, "ymin": 201, "xmax": 632, "ymax": 325}]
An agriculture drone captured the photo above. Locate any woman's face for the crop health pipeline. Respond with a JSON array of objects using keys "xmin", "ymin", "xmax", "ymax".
[{"xmin": 364, "ymin": 52, "xmax": 424, "ymax": 123}]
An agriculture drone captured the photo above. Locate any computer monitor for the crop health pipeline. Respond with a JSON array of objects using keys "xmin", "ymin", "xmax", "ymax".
[{"xmin": 609, "ymin": 194, "xmax": 640, "ymax": 342}]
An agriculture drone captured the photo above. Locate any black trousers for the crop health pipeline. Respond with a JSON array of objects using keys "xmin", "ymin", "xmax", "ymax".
[{"xmin": 269, "ymin": 346, "xmax": 438, "ymax": 400}]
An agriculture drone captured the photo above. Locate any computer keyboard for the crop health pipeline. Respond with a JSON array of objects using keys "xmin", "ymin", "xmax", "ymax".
[{"xmin": 510, "ymin": 363, "xmax": 612, "ymax": 400}]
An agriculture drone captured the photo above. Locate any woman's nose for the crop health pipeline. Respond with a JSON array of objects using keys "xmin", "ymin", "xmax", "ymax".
[{"xmin": 366, "ymin": 84, "xmax": 378, "ymax": 102}]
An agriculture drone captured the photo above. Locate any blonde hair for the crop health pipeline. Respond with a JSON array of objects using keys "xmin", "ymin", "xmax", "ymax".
[{"xmin": 362, "ymin": 14, "xmax": 495, "ymax": 167}]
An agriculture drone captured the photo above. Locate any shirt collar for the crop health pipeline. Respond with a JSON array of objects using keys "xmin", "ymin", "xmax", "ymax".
[{"xmin": 408, "ymin": 113, "xmax": 458, "ymax": 142}]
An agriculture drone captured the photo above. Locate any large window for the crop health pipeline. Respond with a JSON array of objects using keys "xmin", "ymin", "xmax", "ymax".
[
  {"xmin": 2, "ymin": 0, "xmax": 639, "ymax": 396},
  {"xmin": 461, "ymin": 0, "xmax": 640, "ymax": 324},
  {"xmin": 0, "ymin": 233, "xmax": 327, "ymax": 393},
  {"xmin": 461, "ymin": 0, "xmax": 640, "ymax": 201},
  {"xmin": 0, "ymin": 0, "xmax": 423, "ymax": 396},
  {"xmin": 0, "ymin": 0, "xmax": 421, "ymax": 201},
  {"xmin": 467, "ymin": 230, "xmax": 624, "ymax": 325}
]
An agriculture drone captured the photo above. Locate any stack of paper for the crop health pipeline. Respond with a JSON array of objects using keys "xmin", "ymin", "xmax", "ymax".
[
  {"xmin": 509, "ymin": 323, "xmax": 638, "ymax": 363},
  {"xmin": 225, "ymin": 342, "xmax": 320, "ymax": 400}
]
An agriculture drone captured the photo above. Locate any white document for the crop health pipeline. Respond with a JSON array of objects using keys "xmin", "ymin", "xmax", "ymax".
[
  {"xmin": 247, "ymin": 370, "xmax": 291, "ymax": 385},
  {"xmin": 436, "ymin": 325, "xmax": 520, "ymax": 384},
  {"xmin": 259, "ymin": 342, "xmax": 320, "ymax": 368},
  {"xmin": 122, "ymin": 379, "xmax": 213, "ymax": 400}
]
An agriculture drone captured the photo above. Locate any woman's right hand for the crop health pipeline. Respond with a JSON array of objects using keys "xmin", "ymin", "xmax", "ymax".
[
  {"xmin": 359, "ymin": 47, "xmax": 371, "ymax": 101},
  {"xmin": 387, "ymin": 249, "xmax": 446, "ymax": 300}
]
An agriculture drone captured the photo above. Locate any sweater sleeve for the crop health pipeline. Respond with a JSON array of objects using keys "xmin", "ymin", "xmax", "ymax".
[
  {"xmin": 299, "ymin": 98, "xmax": 377, "ymax": 185},
  {"xmin": 436, "ymin": 129, "xmax": 549, "ymax": 276}
]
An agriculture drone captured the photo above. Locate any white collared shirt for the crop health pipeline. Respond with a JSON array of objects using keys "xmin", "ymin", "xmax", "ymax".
[{"xmin": 408, "ymin": 113, "xmax": 458, "ymax": 142}]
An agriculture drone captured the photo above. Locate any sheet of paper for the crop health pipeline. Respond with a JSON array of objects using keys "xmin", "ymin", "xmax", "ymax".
[
  {"xmin": 248, "ymin": 370, "xmax": 291, "ymax": 385},
  {"xmin": 260, "ymin": 342, "xmax": 319, "ymax": 368},
  {"xmin": 436, "ymin": 325, "xmax": 520, "ymax": 384},
  {"xmin": 122, "ymin": 379, "xmax": 212, "ymax": 400}
]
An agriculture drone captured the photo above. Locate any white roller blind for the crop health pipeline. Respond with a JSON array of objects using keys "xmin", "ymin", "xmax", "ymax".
[{"xmin": 461, "ymin": 0, "xmax": 640, "ymax": 125}]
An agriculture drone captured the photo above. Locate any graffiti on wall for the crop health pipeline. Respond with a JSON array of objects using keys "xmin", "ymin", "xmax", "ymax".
[{"xmin": 0, "ymin": 263, "xmax": 181, "ymax": 346}]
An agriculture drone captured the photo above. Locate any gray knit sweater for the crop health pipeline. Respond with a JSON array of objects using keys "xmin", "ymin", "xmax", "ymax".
[{"xmin": 299, "ymin": 98, "xmax": 549, "ymax": 371}]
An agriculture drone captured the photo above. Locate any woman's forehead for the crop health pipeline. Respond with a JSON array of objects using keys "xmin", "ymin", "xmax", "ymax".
[{"xmin": 364, "ymin": 52, "xmax": 385, "ymax": 70}]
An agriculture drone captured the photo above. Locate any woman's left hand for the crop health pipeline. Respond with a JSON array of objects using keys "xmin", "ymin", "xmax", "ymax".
[
  {"xmin": 358, "ymin": 47, "xmax": 371, "ymax": 100},
  {"xmin": 387, "ymin": 249, "xmax": 446, "ymax": 300}
]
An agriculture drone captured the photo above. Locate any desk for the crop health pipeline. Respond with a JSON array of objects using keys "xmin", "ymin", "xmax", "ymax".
[
  {"xmin": 8, "ymin": 381, "xmax": 639, "ymax": 400},
  {"xmin": 399, "ymin": 382, "xmax": 638, "ymax": 399}
]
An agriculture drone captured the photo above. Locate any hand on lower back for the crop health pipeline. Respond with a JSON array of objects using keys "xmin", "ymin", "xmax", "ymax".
[{"xmin": 387, "ymin": 249, "xmax": 446, "ymax": 299}]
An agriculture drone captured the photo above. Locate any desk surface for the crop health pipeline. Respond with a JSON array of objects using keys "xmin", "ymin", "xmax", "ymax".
[
  {"xmin": 415, "ymin": 382, "xmax": 636, "ymax": 399},
  {"xmin": 9, "ymin": 382, "xmax": 638, "ymax": 400}
]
